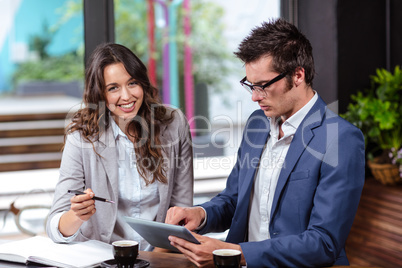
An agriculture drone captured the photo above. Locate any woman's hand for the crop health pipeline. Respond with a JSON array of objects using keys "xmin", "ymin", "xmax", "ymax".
[
  {"xmin": 59, "ymin": 188, "xmax": 96, "ymax": 237},
  {"xmin": 69, "ymin": 188, "xmax": 96, "ymax": 221}
]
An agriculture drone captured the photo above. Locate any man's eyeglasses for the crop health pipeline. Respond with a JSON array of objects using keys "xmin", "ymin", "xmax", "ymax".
[{"xmin": 240, "ymin": 72, "xmax": 288, "ymax": 96}]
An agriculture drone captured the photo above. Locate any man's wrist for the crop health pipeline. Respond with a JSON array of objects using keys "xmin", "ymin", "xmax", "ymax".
[{"xmin": 195, "ymin": 206, "xmax": 207, "ymax": 231}]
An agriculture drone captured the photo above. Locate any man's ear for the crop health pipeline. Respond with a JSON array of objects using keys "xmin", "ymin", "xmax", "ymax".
[{"xmin": 293, "ymin": 67, "xmax": 305, "ymax": 87}]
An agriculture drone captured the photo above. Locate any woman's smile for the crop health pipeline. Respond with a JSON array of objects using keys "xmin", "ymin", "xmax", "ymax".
[{"xmin": 118, "ymin": 101, "xmax": 136, "ymax": 112}]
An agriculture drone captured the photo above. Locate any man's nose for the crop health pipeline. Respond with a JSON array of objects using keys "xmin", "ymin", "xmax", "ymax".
[{"xmin": 251, "ymin": 90, "xmax": 264, "ymax": 102}]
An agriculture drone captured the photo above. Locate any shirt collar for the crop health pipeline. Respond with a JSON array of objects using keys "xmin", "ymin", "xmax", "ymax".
[
  {"xmin": 268, "ymin": 91, "xmax": 318, "ymax": 134},
  {"xmin": 110, "ymin": 116, "xmax": 127, "ymax": 140},
  {"xmin": 285, "ymin": 90, "xmax": 318, "ymax": 130}
]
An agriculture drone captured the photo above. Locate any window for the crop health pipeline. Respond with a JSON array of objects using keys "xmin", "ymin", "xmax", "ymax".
[
  {"xmin": 113, "ymin": 0, "xmax": 280, "ymax": 202},
  {"xmin": 113, "ymin": 0, "xmax": 280, "ymax": 159},
  {"xmin": 0, "ymin": 0, "xmax": 84, "ymax": 97},
  {"xmin": 0, "ymin": 0, "xmax": 84, "ymax": 236}
]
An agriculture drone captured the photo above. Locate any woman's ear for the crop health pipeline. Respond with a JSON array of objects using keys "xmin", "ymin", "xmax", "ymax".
[{"xmin": 293, "ymin": 67, "xmax": 305, "ymax": 87}]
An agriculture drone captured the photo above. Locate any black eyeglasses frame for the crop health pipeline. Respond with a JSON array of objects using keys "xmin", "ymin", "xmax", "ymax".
[{"xmin": 240, "ymin": 71, "xmax": 288, "ymax": 95}]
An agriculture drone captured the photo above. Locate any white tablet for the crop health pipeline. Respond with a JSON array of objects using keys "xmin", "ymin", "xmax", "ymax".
[{"xmin": 124, "ymin": 216, "xmax": 200, "ymax": 252}]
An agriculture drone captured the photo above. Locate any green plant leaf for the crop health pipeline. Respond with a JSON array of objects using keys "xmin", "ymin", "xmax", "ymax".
[{"xmin": 342, "ymin": 65, "xmax": 402, "ymax": 154}]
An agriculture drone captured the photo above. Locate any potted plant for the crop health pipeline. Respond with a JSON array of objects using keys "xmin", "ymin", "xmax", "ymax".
[{"xmin": 342, "ymin": 66, "xmax": 402, "ymax": 185}]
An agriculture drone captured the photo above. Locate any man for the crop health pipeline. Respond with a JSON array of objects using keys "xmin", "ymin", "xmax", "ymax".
[{"xmin": 166, "ymin": 18, "xmax": 365, "ymax": 267}]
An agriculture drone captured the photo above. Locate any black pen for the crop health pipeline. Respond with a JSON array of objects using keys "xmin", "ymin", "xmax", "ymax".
[{"xmin": 67, "ymin": 190, "xmax": 115, "ymax": 204}]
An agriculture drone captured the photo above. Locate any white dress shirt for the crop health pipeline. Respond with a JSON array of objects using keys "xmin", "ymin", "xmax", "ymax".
[
  {"xmin": 248, "ymin": 92, "xmax": 318, "ymax": 242},
  {"xmin": 111, "ymin": 119, "xmax": 159, "ymax": 250},
  {"xmin": 50, "ymin": 118, "xmax": 160, "ymax": 251}
]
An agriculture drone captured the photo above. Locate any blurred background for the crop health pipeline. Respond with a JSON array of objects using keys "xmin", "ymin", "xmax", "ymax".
[
  {"xmin": 1, "ymin": 0, "xmax": 402, "ymax": 267},
  {"xmin": 0, "ymin": 0, "xmax": 278, "ymax": 238}
]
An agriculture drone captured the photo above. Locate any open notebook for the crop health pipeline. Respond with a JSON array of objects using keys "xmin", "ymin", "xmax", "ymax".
[{"xmin": 0, "ymin": 236, "xmax": 113, "ymax": 268}]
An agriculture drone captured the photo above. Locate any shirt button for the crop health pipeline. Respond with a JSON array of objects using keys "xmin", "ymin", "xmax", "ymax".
[
  {"xmin": 263, "ymin": 188, "xmax": 268, "ymax": 194},
  {"xmin": 262, "ymin": 216, "xmax": 267, "ymax": 222}
]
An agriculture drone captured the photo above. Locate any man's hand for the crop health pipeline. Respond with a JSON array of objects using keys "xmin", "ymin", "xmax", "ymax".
[
  {"xmin": 168, "ymin": 233, "xmax": 244, "ymax": 268},
  {"xmin": 165, "ymin": 206, "xmax": 205, "ymax": 231}
]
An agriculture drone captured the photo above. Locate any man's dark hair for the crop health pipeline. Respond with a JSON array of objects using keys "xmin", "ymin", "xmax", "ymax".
[{"xmin": 234, "ymin": 18, "xmax": 315, "ymax": 87}]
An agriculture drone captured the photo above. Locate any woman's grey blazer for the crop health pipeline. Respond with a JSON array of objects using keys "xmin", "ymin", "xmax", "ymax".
[{"xmin": 46, "ymin": 108, "xmax": 194, "ymax": 243}]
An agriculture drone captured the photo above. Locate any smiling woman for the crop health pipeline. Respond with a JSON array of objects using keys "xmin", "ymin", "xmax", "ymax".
[
  {"xmin": 46, "ymin": 43, "xmax": 194, "ymax": 251},
  {"xmin": 104, "ymin": 63, "xmax": 144, "ymax": 124}
]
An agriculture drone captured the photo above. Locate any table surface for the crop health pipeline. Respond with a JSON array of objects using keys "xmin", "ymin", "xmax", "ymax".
[
  {"xmin": 0, "ymin": 250, "xmax": 194, "ymax": 268},
  {"xmin": 0, "ymin": 250, "xmax": 379, "ymax": 268},
  {"xmin": 139, "ymin": 251, "xmax": 194, "ymax": 267}
]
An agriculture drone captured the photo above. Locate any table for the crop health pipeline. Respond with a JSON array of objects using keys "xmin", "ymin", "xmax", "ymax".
[
  {"xmin": 139, "ymin": 251, "xmax": 194, "ymax": 267},
  {"xmin": 0, "ymin": 251, "xmax": 379, "ymax": 268},
  {"xmin": 0, "ymin": 250, "xmax": 194, "ymax": 268}
]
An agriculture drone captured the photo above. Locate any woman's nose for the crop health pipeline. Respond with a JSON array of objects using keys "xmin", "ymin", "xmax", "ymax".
[{"xmin": 121, "ymin": 86, "xmax": 130, "ymax": 100}]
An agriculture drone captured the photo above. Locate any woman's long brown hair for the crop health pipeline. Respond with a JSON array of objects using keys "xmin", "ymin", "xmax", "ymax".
[{"xmin": 66, "ymin": 43, "xmax": 173, "ymax": 184}]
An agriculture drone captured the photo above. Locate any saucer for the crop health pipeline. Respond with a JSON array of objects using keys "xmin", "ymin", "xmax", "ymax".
[{"xmin": 100, "ymin": 258, "xmax": 150, "ymax": 268}]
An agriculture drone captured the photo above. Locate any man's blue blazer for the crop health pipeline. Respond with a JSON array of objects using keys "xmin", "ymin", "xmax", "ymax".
[{"xmin": 199, "ymin": 95, "xmax": 365, "ymax": 267}]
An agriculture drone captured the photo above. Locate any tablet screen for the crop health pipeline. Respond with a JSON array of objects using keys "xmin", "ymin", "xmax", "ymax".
[{"xmin": 124, "ymin": 216, "xmax": 200, "ymax": 252}]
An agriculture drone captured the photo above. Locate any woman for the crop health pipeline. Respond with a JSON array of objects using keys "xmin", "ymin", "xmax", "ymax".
[{"xmin": 46, "ymin": 43, "xmax": 193, "ymax": 250}]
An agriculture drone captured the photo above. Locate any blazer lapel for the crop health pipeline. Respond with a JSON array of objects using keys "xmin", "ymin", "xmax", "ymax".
[
  {"xmin": 156, "ymin": 123, "xmax": 170, "ymax": 222},
  {"xmin": 239, "ymin": 113, "xmax": 271, "ymax": 199},
  {"xmin": 270, "ymin": 97, "xmax": 327, "ymax": 219},
  {"xmin": 97, "ymin": 127, "xmax": 119, "ymax": 202},
  {"xmin": 230, "ymin": 112, "xmax": 270, "ymax": 242}
]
